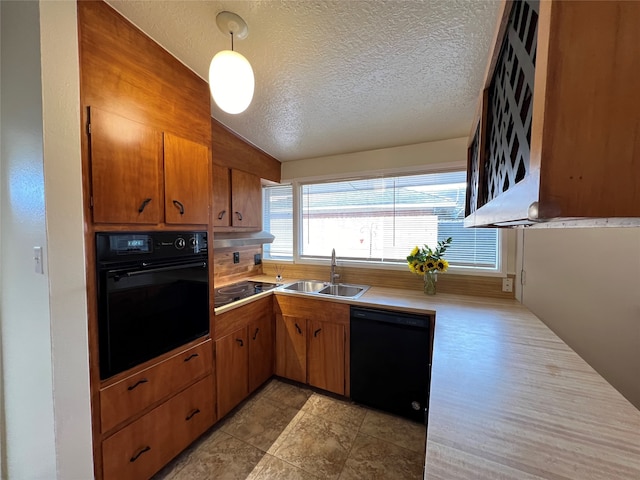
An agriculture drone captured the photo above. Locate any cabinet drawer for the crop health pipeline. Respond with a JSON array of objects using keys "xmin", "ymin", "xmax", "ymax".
[
  {"xmin": 102, "ymin": 375, "xmax": 215, "ymax": 480},
  {"xmin": 100, "ymin": 340, "xmax": 212, "ymax": 432}
]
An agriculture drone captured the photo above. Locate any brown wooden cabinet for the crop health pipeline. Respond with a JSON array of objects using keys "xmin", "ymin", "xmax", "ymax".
[
  {"xmin": 216, "ymin": 328, "xmax": 249, "ymax": 418},
  {"xmin": 212, "ymin": 165, "xmax": 262, "ymax": 229},
  {"xmin": 100, "ymin": 340, "xmax": 213, "ymax": 434},
  {"xmin": 465, "ymin": 0, "xmax": 640, "ymax": 227},
  {"xmin": 248, "ymin": 312, "xmax": 275, "ymax": 393},
  {"xmin": 215, "ymin": 296, "xmax": 274, "ymax": 418},
  {"xmin": 275, "ymin": 315, "xmax": 307, "ymax": 384},
  {"xmin": 308, "ymin": 319, "xmax": 346, "ymax": 395},
  {"xmin": 163, "ymin": 133, "xmax": 210, "ymax": 224},
  {"xmin": 89, "ymin": 107, "xmax": 210, "ymax": 225},
  {"xmin": 274, "ymin": 295, "xmax": 349, "ymax": 396},
  {"xmin": 102, "ymin": 375, "xmax": 215, "ymax": 480}
]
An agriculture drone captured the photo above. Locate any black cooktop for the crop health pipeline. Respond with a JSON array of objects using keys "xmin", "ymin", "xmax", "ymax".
[{"xmin": 214, "ymin": 280, "xmax": 277, "ymax": 308}]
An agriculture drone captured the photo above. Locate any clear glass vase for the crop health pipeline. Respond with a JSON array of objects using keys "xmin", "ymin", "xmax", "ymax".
[{"xmin": 423, "ymin": 271, "xmax": 437, "ymax": 295}]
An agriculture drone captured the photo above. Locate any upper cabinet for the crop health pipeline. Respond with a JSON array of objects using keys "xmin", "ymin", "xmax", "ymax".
[
  {"xmin": 89, "ymin": 108, "xmax": 210, "ymax": 226},
  {"xmin": 465, "ymin": 0, "xmax": 640, "ymax": 227},
  {"xmin": 212, "ymin": 165, "xmax": 262, "ymax": 229}
]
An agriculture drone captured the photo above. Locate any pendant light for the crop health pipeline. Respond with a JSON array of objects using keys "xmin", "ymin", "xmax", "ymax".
[{"xmin": 209, "ymin": 11, "xmax": 254, "ymax": 115}]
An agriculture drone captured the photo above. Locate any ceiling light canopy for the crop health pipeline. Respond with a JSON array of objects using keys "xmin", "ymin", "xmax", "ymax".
[{"xmin": 209, "ymin": 11, "xmax": 254, "ymax": 115}]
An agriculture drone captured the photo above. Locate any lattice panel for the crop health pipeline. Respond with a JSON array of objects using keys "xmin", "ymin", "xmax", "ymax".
[
  {"xmin": 467, "ymin": 122, "xmax": 481, "ymax": 214},
  {"xmin": 484, "ymin": 0, "xmax": 539, "ymax": 204}
]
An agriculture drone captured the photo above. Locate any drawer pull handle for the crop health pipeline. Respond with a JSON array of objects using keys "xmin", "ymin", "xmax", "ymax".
[
  {"xmin": 127, "ymin": 378, "xmax": 148, "ymax": 391},
  {"xmin": 184, "ymin": 353, "xmax": 199, "ymax": 362},
  {"xmin": 253, "ymin": 328, "xmax": 260, "ymax": 340},
  {"xmin": 173, "ymin": 199, "xmax": 185, "ymax": 215},
  {"xmin": 217, "ymin": 210, "xmax": 226, "ymax": 220},
  {"xmin": 236, "ymin": 338, "xmax": 244, "ymax": 347},
  {"xmin": 235, "ymin": 211, "xmax": 243, "ymax": 221},
  {"xmin": 185, "ymin": 408, "xmax": 201, "ymax": 421},
  {"xmin": 138, "ymin": 198, "xmax": 152, "ymax": 213},
  {"xmin": 130, "ymin": 446, "xmax": 151, "ymax": 462},
  {"xmin": 295, "ymin": 323, "xmax": 302, "ymax": 335},
  {"xmin": 314, "ymin": 328, "xmax": 322, "ymax": 337}
]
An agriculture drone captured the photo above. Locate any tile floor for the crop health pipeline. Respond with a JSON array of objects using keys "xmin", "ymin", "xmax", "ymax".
[{"xmin": 153, "ymin": 379, "xmax": 426, "ymax": 480}]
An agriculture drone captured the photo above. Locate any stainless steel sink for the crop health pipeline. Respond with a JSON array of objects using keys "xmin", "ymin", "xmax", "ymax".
[
  {"xmin": 279, "ymin": 280, "xmax": 370, "ymax": 299},
  {"xmin": 280, "ymin": 280, "xmax": 327, "ymax": 293},
  {"xmin": 317, "ymin": 284, "xmax": 368, "ymax": 298}
]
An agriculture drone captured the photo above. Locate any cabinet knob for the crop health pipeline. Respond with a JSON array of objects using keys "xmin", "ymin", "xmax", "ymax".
[
  {"xmin": 236, "ymin": 338, "xmax": 244, "ymax": 347},
  {"xmin": 173, "ymin": 199, "xmax": 185, "ymax": 215},
  {"xmin": 235, "ymin": 211, "xmax": 243, "ymax": 221},
  {"xmin": 295, "ymin": 323, "xmax": 302, "ymax": 335},
  {"xmin": 314, "ymin": 328, "xmax": 322, "ymax": 337},
  {"xmin": 253, "ymin": 328, "xmax": 260, "ymax": 340},
  {"xmin": 218, "ymin": 210, "xmax": 226, "ymax": 220},
  {"xmin": 138, "ymin": 198, "xmax": 152, "ymax": 213}
]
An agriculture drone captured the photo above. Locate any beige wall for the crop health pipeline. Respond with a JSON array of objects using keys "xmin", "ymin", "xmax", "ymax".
[
  {"xmin": 281, "ymin": 136, "xmax": 518, "ymax": 275},
  {"xmin": 0, "ymin": 1, "xmax": 92, "ymax": 478},
  {"xmin": 0, "ymin": 1, "xmax": 57, "ymax": 477},
  {"xmin": 522, "ymin": 227, "xmax": 640, "ymax": 409}
]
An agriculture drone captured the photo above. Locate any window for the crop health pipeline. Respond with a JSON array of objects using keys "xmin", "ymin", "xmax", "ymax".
[
  {"xmin": 263, "ymin": 171, "xmax": 500, "ymax": 271},
  {"xmin": 262, "ymin": 184, "xmax": 293, "ymax": 260}
]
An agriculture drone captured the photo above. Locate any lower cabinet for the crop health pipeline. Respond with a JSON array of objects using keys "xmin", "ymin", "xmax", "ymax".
[
  {"xmin": 274, "ymin": 295, "xmax": 350, "ymax": 396},
  {"xmin": 102, "ymin": 374, "xmax": 215, "ymax": 480},
  {"xmin": 215, "ymin": 296, "xmax": 274, "ymax": 418},
  {"xmin": 275, "ymin": 315, "xmax": 307, "ymax": 383}
]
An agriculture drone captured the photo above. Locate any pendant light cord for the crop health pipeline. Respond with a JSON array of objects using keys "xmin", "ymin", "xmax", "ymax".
[{"xmin": 231, "ymin": 32, "xmax": 234, "ymax": 52}]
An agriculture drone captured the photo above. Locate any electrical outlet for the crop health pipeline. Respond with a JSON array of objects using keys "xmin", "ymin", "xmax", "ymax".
[
  {"xmin": 502, "ymin": 277, "xmax": 513, "ymax": 292},
  {"xmin": 233, "ymin": 252, "xmax": 240, "ymax": 264}
]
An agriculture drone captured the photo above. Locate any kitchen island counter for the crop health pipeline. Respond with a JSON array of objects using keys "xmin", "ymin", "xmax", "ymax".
[{"xmin": 223, "ymin": 278, "xmax": 640, "ymax": 479}]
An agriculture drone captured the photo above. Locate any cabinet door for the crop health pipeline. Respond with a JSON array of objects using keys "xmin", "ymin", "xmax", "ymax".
[
  {"xmin": 164, "ymin": 133, "xmax": 210, "ymax": 225},
  {"xmin": 231, "ymin": 169, "xmax": 261, "ymax": 227},
  {"xmin": 212, "ymin": 164, "xmax": 231, "ymax": 227},
  {"xmin": 216, "ymin": 328, "xmax": 249, "ymax": 417},
  {"xmin": 308, "ymin": 320, "xmax": 345, "ymax": 395},
  {"xmin": 275, "ymin": 315, "xmax": 307, "ymax": 383},
  {"xmin": 248, "ymin": 312, "xmax": 274, "ymax": 393},
  {"xmin": 89, "ymin": 107, "xmax": 162, "ymax": 224}
]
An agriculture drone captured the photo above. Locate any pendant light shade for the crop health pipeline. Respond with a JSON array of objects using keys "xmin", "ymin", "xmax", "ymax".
[
  {"xmin": 209, "ymin": 50, "xmax": 254, "ymax": 114},
  {"xmin": 209, "ymin": 11, "xmax": 254, "ymax": 115}
]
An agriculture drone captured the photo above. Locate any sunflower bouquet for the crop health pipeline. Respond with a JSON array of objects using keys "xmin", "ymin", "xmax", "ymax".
[{"xmin": 406, "ymin": 237, "xmax": 453, "ymax": 275}]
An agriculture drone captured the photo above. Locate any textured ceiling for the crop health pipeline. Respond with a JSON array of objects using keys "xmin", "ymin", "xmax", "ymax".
[{"xmin": 105, "ymin": 1, "xmax": 500, "ymax": 162}]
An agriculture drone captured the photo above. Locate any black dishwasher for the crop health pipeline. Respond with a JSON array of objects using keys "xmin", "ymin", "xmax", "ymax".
[{"xmin": 350, "ymin": 306, "xmax": 432, "ymax": 424}]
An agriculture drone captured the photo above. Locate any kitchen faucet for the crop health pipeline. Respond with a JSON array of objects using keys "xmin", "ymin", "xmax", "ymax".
[{"xmin": 330, "ymin": 248, "xmax": 340, "ymax": 285}]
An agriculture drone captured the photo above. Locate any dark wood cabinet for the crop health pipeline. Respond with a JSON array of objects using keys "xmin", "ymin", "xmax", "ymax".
[
  {"xmin": 308, "ymin": 319, "xmax": 345, "ymax": 395},
  {"xmin": 89, "ymin": 108, "xmax": 163, "ymax": 224},
  {"xmin": 214, "ymin": 296, "xmax": 274, "ymax": 418},
  {"xmin": 212, "ymin": 166, "xmax": 262, "ymax": 229},
  {"xmin": 248, "ymin": 312, "xmax": 274, "ymax": 393},
  {"xmin": 101, "ymin": 375, "xmax": 215, "ymax": 480},
  {"xmin": 275, "ymin": 314, "xmax": 307, "ymax": 384},
  {"xmin": 163, "ymin": 133, "xmax": 210, "ymax": 225},
  {"xmin": 465, "ymin": 0, "xmax": 640, "ymax": 227},
  {"xmin": 89, "ymin": 107, "xmax": 210, "ymax": 226},
  {"xmin": 216, "ymin": 328, "xmax": 249, "ymax": 418},
  {"xmin": 274, "ymin": 296, "xmax": 349, "ymax": 396}
]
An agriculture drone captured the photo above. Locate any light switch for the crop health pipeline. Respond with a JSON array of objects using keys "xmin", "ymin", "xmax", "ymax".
[{"xmin": 34, "ymin": 246, "xmax": 44, "ymax": 274}]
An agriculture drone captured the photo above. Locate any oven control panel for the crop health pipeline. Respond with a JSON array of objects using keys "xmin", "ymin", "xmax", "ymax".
[{"xmin": 96, "ymin": 231, "xmax": 208, "ymax": 262}]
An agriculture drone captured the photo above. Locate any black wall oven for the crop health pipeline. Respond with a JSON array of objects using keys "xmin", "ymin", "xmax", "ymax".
[{"xmin": 96, "ymin": 231, "xmax": 209, "ymax": 380}]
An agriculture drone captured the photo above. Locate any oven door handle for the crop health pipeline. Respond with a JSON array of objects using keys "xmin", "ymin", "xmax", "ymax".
[{"xmin": 109, "ymin": 261, "xmax": 207, "ymax": 277}]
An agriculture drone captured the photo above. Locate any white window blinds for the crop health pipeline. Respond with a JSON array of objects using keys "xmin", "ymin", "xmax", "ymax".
[{"xmin": 263, "ymin": 171, "xmax": 499, "ymax": 270}]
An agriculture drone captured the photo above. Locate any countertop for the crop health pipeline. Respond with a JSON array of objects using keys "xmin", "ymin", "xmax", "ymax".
[{"xmin": 217, "ymin": 278, "xmax": 640, "ymax": 479}]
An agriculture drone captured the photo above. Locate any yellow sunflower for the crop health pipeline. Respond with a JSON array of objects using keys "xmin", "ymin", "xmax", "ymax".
[
  {"xmin": 436, "ymin": 259, "xmax": 449, "ymax": 272},
  {"xmin": 425, "ymin": 259, "xmax": 436, "ymax": 271}
]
